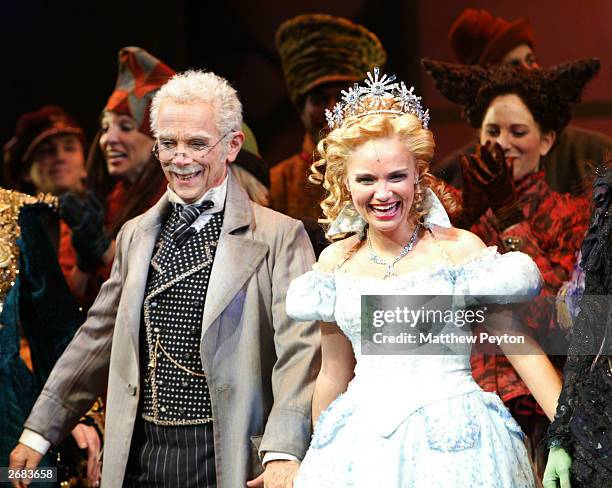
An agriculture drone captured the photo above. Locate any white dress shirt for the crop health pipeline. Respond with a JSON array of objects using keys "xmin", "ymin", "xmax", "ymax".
[{"xmin": 166, "ymin": 174, "xmax": 228, "ymax": 230}]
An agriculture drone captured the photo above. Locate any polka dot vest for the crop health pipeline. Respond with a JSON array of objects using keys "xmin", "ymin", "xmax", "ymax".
[{"xmin": 140, "ymin": 208, "xmax": 223, "ymax": 425}]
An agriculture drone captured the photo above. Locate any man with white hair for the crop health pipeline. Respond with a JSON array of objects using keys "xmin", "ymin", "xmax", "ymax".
[{"xmin": 9, "ymin": 70, "xmax": 319, "ymax": 488}]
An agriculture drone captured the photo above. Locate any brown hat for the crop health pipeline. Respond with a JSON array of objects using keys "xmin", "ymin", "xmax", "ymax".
[
  {"xmin": 276, "ymin": 14, "xmax": 387, "ymax": 106},
  {"xmin": 448, "ymin": 8, "xmax": 534, "ymax": 66},
  {"xmin": 104, "ymin": 46, "xmax": 175, "ymax": 137},
  {"xmin": 3, "ymin": 105, "xmax": 85, "ymax": 189}
]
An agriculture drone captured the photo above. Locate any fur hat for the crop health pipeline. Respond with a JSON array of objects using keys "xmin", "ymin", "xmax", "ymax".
[
  {"xmin": 276, "ymin": 14, "xmax": 386, "ymax": 107},
  {"xmin": 422, "ymin": 58, "xmax": 600, "ymax": 134}
]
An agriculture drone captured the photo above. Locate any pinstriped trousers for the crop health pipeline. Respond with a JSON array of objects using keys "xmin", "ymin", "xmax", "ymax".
[{"xmin": 124, "ymin": 418, "xmax": 216, "ymax": 487}]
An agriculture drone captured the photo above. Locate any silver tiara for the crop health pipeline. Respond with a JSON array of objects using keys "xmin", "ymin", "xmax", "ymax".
[{"xmin": 325, "ymin": 67, "xmax": 430, "ymax": 130}]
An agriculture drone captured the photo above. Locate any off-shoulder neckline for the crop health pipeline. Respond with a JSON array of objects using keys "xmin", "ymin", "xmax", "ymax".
[{"xmin": 311, "ymin": 246, "xmax": 506, "ymax": 282}]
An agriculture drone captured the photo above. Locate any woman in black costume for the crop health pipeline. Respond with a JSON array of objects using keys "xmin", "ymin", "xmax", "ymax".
[{"xmin": 544, "ymin": 157, "xmax": 612, "ymax": 487}]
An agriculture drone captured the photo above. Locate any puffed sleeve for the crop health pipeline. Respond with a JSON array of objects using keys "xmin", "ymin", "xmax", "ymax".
[
  {"xmin": 454, "ymin": 248, "xmax": 543, "ymax": 302},
  {"xmin": 286, "ymin": 269, "xmax": 336, "ymax": 322}
]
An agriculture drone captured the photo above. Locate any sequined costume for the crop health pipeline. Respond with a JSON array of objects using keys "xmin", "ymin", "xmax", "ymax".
[
  {"xmin": 0, "ymin": 190, "xmax": 85, "ymax": 467},
  {"xmin": 545, "ymin": 167, "xmax": 612, "ymax": 486}
]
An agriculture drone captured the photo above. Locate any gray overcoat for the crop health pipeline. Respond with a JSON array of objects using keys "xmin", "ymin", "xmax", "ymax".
[{"xmin": 25, "ymin": 174, "xmax": 320, "ymax": 487}]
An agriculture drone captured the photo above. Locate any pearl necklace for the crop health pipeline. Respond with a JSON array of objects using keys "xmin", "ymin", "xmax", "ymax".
[{"xmin": 367, "ymin": 224, "xmax": 420, "ymax": 278}]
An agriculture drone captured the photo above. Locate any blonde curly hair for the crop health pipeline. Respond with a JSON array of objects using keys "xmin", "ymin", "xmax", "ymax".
[{"xmin": 310, "ymin": 113, "xmax": 454, "ymax": 235}]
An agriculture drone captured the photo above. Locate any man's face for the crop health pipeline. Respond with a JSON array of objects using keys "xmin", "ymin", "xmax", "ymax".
[
  {"xmin": 500, "ymin": 44, "xmax": 539, "ymax": 70},
  {"xmin": 300, "ymin": 82, "xmax": 346, "ymax": 144},
  {"xmin": 28, "ymin": 133, "xmax": 86, "ymax": 194},
  {"xmin": 156, "ymin": 101, "xmax": 243, "ymax": 203}
]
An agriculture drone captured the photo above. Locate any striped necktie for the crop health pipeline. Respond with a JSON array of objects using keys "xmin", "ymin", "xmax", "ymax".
[{"xmin": 171, "ymin": 200, "xmax": 214, "ymax": 248}]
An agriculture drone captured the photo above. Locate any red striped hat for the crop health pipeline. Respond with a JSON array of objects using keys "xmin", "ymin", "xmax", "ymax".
[{"xmin": 104, "ymin": 47, "xmax": 175, "ymax": 136}]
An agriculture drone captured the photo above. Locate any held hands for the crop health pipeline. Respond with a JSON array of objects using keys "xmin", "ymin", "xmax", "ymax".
[
  {"xmin": 59, "ymin": 191, "xmax": 111, "ymax": 272},
  {"xmin": 543, "ymin": 447, "xmax": 572, "ymax": 488},
  {"xmin": 460, "ymin": 142, "xmax": 524, "ymax": 230},
  {"xmin": 246, "ymin": 460, "xmax": 299, "ymax": 488}
]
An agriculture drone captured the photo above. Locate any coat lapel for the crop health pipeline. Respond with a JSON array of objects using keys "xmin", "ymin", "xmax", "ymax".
[
  {"xmin": 201, "ymin": 174, "xmax": 268, "ymax": 338},
  {"xmin": 124, "ymin": 194, "xmax": 169, "ymax": 358}
]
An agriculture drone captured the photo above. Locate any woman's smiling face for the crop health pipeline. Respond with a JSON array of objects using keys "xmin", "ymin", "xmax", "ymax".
[
  {"xmin": 346, "ymin": 137, "xmax": 417, "ymax": 238},
  {"xmin": 99, "ymin": 111, "xmax": 154, "ymax": 183},
  {"xmin": 480, "ymin": 94, "xmax": 555, "ymax": 181}
]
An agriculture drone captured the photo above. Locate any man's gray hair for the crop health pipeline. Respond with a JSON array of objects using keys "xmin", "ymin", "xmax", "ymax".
[{"xmin": 150, "ymin": 70, "xmax": 243, "ymax": 136}]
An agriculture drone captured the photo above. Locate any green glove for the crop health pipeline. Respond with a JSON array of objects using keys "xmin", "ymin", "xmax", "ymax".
[{"xmin": 543, "ymin": 447, "xmax": 572, "ymax": 488}]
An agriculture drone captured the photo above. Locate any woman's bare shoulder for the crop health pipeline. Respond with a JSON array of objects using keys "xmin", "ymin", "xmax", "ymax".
[{"xmin": 429, "ymin": 225, "xmax": 487, "ymax": 262}]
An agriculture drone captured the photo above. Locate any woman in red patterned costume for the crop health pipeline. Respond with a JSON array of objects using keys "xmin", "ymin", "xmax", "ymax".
[{"xmin": 424, "ymin": 58, "xmax": 599, "ymax": 477}]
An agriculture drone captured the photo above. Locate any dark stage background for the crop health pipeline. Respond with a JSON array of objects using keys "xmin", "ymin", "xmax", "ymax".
[{"xmin": 3, "ymin": 0, "xmax": 611, "ymax": 169}]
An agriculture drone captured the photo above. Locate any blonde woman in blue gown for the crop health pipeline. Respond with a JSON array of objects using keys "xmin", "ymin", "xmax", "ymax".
[{"xmin": 286, "ymin": 70, "xmax": 562, "ymax": 487}]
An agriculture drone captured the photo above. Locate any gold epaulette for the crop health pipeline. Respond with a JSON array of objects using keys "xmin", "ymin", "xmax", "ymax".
[{"xmin": 0, "ymin": 189, "xmax": 57, "ymax": 308}]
